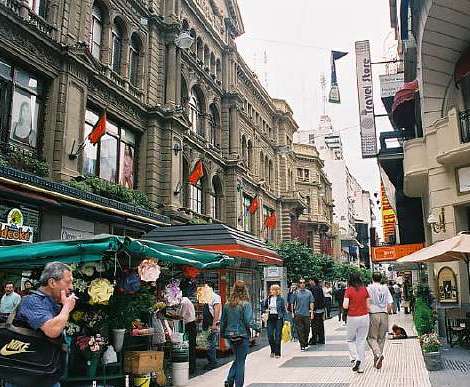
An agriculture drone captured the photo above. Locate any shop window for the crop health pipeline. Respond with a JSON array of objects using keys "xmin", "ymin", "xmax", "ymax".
[
  {"xmin": 243, "ymin": 195, "xmax": 253, "ymax": 233},
  {"xmin": 82, "ymin": 110, "xmax": 136, "ymax": 188},
  {"xmin": 0, "ymin": 58, "xmax": 43, "ymax": 150},
  {"xmin": 111, "ymin": 20, "xmax": 124, "ymax": 74},
  {"xmin": 28, "ymin": 0, "xmax": 47, "ymax": 18},
  {"xmin": 128, "ymin": 33, "xmax": 142, "ymax": 88},
  {"xmin": 89, "ymin": 2, "xmax": 104, "ymax": 60},
  {"xmin": 263, "ymin": 206, "xmax": 274, "ymax": 241},
  {"xmin": 190, "ymin": 181, "xmax": 203, "ymax": 214},
  {"xmin": 437, "ymin": 267, "xmax": 458, "ymax": 304}
]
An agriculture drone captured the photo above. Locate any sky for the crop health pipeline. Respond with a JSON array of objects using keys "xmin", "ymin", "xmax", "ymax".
[{"xmin": 235, "ymin": 0, "xmax": 396, "ymax": 202}]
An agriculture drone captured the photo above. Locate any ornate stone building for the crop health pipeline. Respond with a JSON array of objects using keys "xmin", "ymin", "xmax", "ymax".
[{"xmin": 0, "ymin": 0, "xmax": 332, "ymax": 247}]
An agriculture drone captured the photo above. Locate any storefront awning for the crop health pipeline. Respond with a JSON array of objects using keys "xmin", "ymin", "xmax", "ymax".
[
  {"xmin": 146, "ymin": 224, "xmax": 282, "ymax": 265},
  {"xmin": 392, "ymin": 79, "xmax": 418, "ymax": 129},
  {"xmin": 0, "ymin": 234, "xmax": 233, "ymax": 269}
]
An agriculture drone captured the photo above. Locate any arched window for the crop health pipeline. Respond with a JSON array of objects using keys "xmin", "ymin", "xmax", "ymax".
[
  {"xmin": 190, "ymin": 29, "xmax": 197, "ymax": 54},
  {"xmin": 128, "ymin": 33, "xmax": 142, "ymax": 87},
  {"xmin": 204, "ymin": 45, "xmax": 210, "ymax": 68},
  {"xmin": 264, "ymin": 155, "xmax": 269, "ymax": 181},
  {"xmin": 196, "ymin": 38, "xmax": 203, "ymax": 61},
  {"xmin": 181, "ymin": 76, "xmax": 189, "ymax": 109},
  {"xmin": 111, "ymin": 20, "xmax": 124, "ymax": 73},
  {"xmin": 216, "ymin": 59, "xmax": 222, "ymax": 80},
  {"xmin": 89, "ymin": 2, "xmax": 104, "ymax": 59},
  {"xmin": 269, "ymin": 159, "xmax": 273, "ymax": 185},
  {"xmin": 259, "ymin": 152, "xmax": 264, "ymax": 179},
  {"xmin": 208, "ymin": 103, "xmax": 220, "ymax": 147},
  {"xmin": 248, "ymin": 140, "xmax": 253, "ymax": 170},
  {"xmin": 211, "ymin": 175, "xmax": 223, "ymax": 220},
  {"xmin": 190, "ymin": 180, "xmax": 203, "ymax": 214},
  {"xmin": 189, "ymin": 87, "xmax": 204, "ymax": 136},
  {"xmin": 210, "ymin": 53, "xmax": 216, "ymax": 75},
  {"xmin": 241, "ymin": 136, "xmax": 247, "ymax": 165}
]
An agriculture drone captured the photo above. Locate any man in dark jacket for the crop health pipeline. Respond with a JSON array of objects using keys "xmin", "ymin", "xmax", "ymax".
[{"xmin": 309, "ymin": 278, "xmax": 325, "ymax": 345}]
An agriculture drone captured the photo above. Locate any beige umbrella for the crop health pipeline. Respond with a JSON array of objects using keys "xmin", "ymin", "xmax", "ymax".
[{"xmin": 398, "ymin": 232, "xmax": 470, "ymax": 292}]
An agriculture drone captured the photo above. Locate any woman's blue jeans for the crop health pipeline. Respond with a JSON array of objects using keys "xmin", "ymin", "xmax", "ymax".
[
  {"xmin": 227, "ymin": 337, "xmax": 249, "ymax": 387},
  {"xmin": 267, "ymin": 315, "xmax": 283, "ymax": 355}
]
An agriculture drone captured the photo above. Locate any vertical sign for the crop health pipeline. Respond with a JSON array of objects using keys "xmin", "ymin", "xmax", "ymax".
[
  {"xmin": 381, "ymin": 181, "xmax": 396, "ymax": 243},
  {"xmin": 355, "ymin": 40, "xmax": 377, "ymax": 158}
]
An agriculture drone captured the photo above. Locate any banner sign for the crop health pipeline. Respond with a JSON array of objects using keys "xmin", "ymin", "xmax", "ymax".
[
  {"xmin": 381, "ymin": 182, "xmax": 396, "ymax": 243},
  {"xmin": 372, "ymin": 243, "xmax": 424, "ymax": 263},
  {"xmin": 329, "ymin": 51, "xmax": 348, "ymax": 104},
  {"xmin": 355, "ymin": 40, "xmax": 377, "ymax": 158},
  {"xmin": 0, "ymin": 209, "xmax": 33, "ymax": 243},
  {"xmin": 379, "ymin": 73, "xmax": 404, "ymax": 98}
]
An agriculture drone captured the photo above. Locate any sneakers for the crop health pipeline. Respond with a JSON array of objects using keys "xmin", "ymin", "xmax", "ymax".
[
  {"xmin": 275, "ymin": 355, "xmax": 281, "ymax": 359},
  {"xmin": 300, "ymin": 347, "xmax": 306, "ymax": 351},
  {"xmin": 352, "ymin": 360, "xmax": 361, "ymax": 372},
  {"xmin": 270, "ymin": 353, "xmax": 275, "ymax": 358},
  {"xmin": 376, "ymin": 355, "xmax": 384, "ymax": 369}
]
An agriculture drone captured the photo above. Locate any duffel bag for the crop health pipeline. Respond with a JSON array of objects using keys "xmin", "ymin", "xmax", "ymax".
[{"xmin": 0, "ymin": 310, "xmax": 66, "ymax": 387}]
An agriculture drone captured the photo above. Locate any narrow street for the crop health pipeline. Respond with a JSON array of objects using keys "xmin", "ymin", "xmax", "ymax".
[{"xmin": 190, "ymin": 313, "xmax": 430, "ymax": 387}]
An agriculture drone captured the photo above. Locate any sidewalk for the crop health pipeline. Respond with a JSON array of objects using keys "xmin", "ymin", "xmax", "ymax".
[{"xmin": 188, "ymin": 312, "xmax": 431, "ymax": 387}]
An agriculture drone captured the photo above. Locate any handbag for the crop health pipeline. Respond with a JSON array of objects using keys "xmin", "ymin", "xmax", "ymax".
[
  {"xmin": 261, "ymin": 312, "xmax": 269, "ymax": 324},
  {"xmin": 0, "ymin": 308, "xmax": 67, "ymax": 386}
]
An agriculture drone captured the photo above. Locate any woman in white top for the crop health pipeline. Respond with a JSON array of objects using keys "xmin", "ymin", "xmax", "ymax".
[{"xmin": 263, "ymin": 285, "xmax": 286, "ymax": 358}]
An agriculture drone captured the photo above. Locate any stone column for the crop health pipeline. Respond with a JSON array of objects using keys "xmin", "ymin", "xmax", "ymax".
[
  {"xmin": 175, "ymin": 48, "xmax": 182, "ymax": 105},
  {"xmin": 165, "ymin": 38, "xmax": 177, "ymax": 106},
  {"xmin": 229, "ymin": 105, "xmax": 240, "ymax": 157}
]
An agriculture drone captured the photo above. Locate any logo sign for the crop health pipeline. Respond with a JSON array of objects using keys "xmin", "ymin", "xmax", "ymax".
[
  {"xmin": 379, "ymin": 73, "xmax": 404, "ymax": 98},
  {"xmin": 0, "ymin": 209, "xmax": 33, "ymax": 243},
  {"xmin": 0, "ymin": 339, "xmax": 34, "ymax": 356},
  {"xmin": 372, "ymin": 243, "xmax": 424, "ymax": 263},
  {"xmin": 355, "ymin": 40, "xmax": 377, "ymax": 158}
]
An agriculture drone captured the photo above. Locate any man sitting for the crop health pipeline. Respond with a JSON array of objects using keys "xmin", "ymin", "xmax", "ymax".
[{"xmin": 390, "ymin": 324, "xmax": 408, "ymax": 339}]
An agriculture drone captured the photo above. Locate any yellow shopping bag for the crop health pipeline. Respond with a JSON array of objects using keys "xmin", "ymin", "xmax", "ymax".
[{"xmin": 282, "ymin": 321, "xmax": 292, "ymax": 343}]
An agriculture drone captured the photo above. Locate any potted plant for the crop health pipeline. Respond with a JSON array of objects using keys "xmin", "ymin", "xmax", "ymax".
[
  {"xmin": 76, "ymin": 334, "xmax": 107, "ymax": 377},
  {"xmin": 419, "ymin": 332, "xmax": 442, "ymax": 371}
]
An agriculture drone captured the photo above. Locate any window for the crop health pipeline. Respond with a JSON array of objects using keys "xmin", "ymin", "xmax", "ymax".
[
  {"xmin": 243, "ymin": 196, "xmax": 253, "ymax": 233},
  {"xmin": 189, "ymin": 88, "xmax": 204, "ymax": 136},
  {"xmin": 263, "ymin": 206, "xmax": 274, "ymax": 241},
  {"xmin": 82, "ymin": 110, "xmax": 136, "ymax": 188},
  {"xmin": 208, "ymin": 104, "xmax": 220, "ymax": 147},
  {"xmin": 111, "ymin": 21, "xmax": 123, "ymax": 73},
  {"xmin": 0, "ymin": 58, "xmax": 43, "ymax": 150},
  {"xmin": 211, "ymin": 175, "xmax": 222, "ymax": 220},
  {"xmin": 128, "ymin": 34, "xmax": 141, "ymax": 87},
  {"xmin": 28, "ymin": 0, "xmax": 46, "ymax": 17},
  {"xmin": 89, "ymin": 3, "xmax": 103, "ymax": 60},
  {"xmin": 297, "ymin": 168, "xmax": 303, "ymax": 179},
  {"xmin": 306, "ymin": 196, "xmax": 311, "ymax": 214},
  {"xmin": 190, "ymin": 181, "xmax": 203, "ymax": 214},
  {"xmin": 304, "ymin": 169, "xmax": 310, "ymax": 181}
]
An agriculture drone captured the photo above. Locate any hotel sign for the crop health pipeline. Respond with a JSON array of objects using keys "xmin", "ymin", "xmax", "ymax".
[
  {"xmin": 0, "ymin": 209, "xmax": 33, "ymax": 243},
  {"xmin": 355, "ymin": 40, "xmax": 377, "ymax": 158}
]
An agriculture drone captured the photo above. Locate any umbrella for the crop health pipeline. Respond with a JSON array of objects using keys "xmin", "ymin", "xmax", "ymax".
[{"xmin": 398, "ymin": 232, "xmax": 470, "ymax": 293}]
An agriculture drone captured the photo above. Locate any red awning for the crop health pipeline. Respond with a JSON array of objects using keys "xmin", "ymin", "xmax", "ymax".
[
  {"xmin": 392, "ymin": 79, "xmax": 418, "ymax": 129},
  {"xmin": 455, "ymin": 48, "xmax": 470, "ymax": 83}
]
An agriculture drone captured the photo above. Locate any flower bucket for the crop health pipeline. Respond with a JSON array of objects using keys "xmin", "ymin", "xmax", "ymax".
[
  {"xmin": 86, "ymin": 354, "xmax": 99, "ymax": 377},
  {"xmin": 112, "ymin": 329, "xmax": 126, "ymax": 352},
  {"xmin": 134, "ymin": 374, "xmax": 151, "ymax": 387},
  {"xmin": 423, "ymin": 350, "xmax": 442, "ymax": 371}
]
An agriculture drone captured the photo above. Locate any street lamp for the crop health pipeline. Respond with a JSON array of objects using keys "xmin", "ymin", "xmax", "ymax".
[{"xmin": 175, "ymin": 31, "xmax": 194, "ymax": 49}]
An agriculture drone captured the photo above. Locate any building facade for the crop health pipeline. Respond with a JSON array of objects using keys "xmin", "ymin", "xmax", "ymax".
[
  {"xmin": 0, "ymin": 0, "xmax": 324, "ymax": 247},
  {"xmin": 388, "ymin": 0, "xmax": 470, "ymax": 307}
]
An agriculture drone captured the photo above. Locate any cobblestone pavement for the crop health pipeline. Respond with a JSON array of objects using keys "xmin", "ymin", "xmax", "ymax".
[
  {"xmin": 429, "ymin": 343, "xmax": 470, "ymax": 387},
  {"xmin": 188, "ymin": 312, "xmax": 431, "ymax": 387}
]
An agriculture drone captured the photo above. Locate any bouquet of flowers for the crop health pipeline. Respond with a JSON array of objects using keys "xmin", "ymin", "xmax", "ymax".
[
  {"xmin": 76, "ymin": 334, "xmax": 107, "ymax": 359},
  {"xmin": 419, "ymin": 332, "xmax": 440, "ymax": 353},
  {"xmin": 163, "ymin": 280, "xmax": 182, "ymax": 306}
]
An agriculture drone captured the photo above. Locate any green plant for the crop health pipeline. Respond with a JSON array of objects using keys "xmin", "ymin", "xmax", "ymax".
[
  {"xmin": 414, "ymin": 297, "xmax": 436, "ymax": 335},
  {"xmin": 419, "ymin": 332, "xmax": 440, "ymax": 353},
  {"xmin": 415, "ymin": 282, "xmax": 433, "ymax": 307},
  {"xmin": 67, "ymin": 176, "xmax": 153, "ymax": 210},
  {"xmin": 106, "ymin": 289, "xmax": 155, "ymax": 330},
  {"xmin": 0, "ymin": 149, "xmax": 49, "ymax": 177}
]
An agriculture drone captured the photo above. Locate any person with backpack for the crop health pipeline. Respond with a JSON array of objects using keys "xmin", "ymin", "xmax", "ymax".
[
  {"xmin": 221, "ymin": 280, "xmax": 257, "ymax": 387},
  {"xmin": 202, "ymin": 281, "xmax": 222, "ymax": 370},
  {"xmin": 309, "ymin": 278, "xmax": 325, "ymax": 345}
]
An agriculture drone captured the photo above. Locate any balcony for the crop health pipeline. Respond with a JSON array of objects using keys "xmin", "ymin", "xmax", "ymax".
[
  {"xmin": 0, "ymin": 0, "xmax": 56, "ymax": 39},
  {"xmin": 403, "ymin": 137, "xmax": 428, "ymax": 197},
  {"xmin": 435, "ymin": 108, "xmax": 470, "ymax": 166}
]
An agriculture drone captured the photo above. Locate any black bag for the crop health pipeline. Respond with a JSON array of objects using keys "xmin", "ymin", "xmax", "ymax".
[
  {"xmin": 202, "ymin": 303, "xmax": 213, "ymax": 331},
  {"xmin": 312, "ymin": 286, "xmax": 325, "ymax": 311},
  {"xmin": 0, "ymin": 308, "xmax": 67, "ymax": 386}
]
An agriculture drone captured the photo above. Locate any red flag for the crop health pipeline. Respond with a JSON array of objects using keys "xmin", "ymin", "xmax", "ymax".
[
  {"xmin": 265, "ymin": 212, "xmax": 277, "ymax": 230},
  {"xmin": 87, "ymin": 112, "xmax": 107, "ymax": 145},
  {"xmin": 247, "ymin": 196, "xmax": 259, "ymax": 215},
  {"xmin": 189, "ymin": 160, "xmax": 204, "ymax": 186}
]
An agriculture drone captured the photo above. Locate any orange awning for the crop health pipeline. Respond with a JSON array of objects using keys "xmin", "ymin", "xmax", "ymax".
[{"xmin": 372, "ymin": 243, "xmax": 424, "ymax": 263}]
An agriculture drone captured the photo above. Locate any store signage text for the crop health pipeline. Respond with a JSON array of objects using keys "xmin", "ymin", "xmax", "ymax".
[
  {"xmin": 355, "ymin": 40, "xmax": 377, "ymax": 158},
  {"xmin": 0, "ymin": 209, "xmax": 33, "ymax": 243}
]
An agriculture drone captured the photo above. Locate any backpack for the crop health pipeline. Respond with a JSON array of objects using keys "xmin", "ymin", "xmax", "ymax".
[
  {"xmin": 0, "ymin": 298, "xmax": 67, "ymax": 386},
  {"xmin": 202, "ymin": 303, "xmax": 213, "ymax": 331}
]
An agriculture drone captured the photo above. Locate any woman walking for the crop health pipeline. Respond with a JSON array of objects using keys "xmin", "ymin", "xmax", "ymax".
[
  {"xmin": 263, "ymin": 284, "xmax": 287, "ymax": 358},
  {"xmin": 343, "ymin": 273, "xmax": 370, "ymax": 374},
  {"xmin": 221, "ymin": 280, "xmax": 256, "ymax": 387}
]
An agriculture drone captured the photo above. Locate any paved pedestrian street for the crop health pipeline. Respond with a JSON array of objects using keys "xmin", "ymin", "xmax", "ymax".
[{"xmin": 189, "ymin": 313, "xmax": 431, "ymax": 387}]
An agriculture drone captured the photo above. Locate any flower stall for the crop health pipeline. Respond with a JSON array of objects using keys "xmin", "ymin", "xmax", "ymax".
[{"xmin": 0, "ymin": 234, "xmax": 233, "ymax": 386}]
